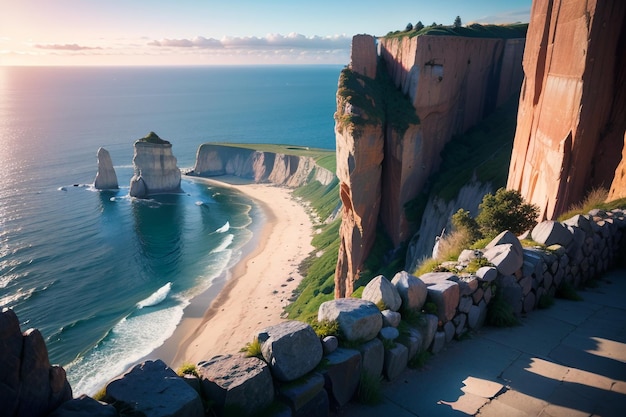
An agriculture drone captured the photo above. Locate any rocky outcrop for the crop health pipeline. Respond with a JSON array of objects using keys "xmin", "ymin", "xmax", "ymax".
[
  {"xmin": 507, "ymin": 0, "xmax": 626, "ymax": 220},
  {"xmin": 335, "ymin": 31, "xmax": 525, "ymax": 296},
  {"xmin": 190, "ymin": 143, "xmax": 335, "ymax": 187},
  {"xmin": 93, "ymin": 148, "xmax": 118, "ymax": 190},
  {"xmin": 129, "ymin": 132, "xmax": 181, "ymax": 198},
  {"xmin": 0, "ymin": 308, "xmax": 72, "ymax": 417}
]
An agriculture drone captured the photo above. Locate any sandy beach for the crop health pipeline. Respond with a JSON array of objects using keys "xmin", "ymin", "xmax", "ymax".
[{"xmin": 150, "ymin": 176, "xmax": 315, "ymax": 368}]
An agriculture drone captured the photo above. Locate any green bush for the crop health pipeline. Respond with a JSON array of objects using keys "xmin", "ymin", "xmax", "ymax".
[
  {"xmin": 310, "ymin": 319, "xmax": 340, "ymax": 338},
  {"xmin": 176, "ymin": 362, "xmax": 199, "ymax": 378},
  {"xmin": 476, "ymin": 188, "xmax": 539, "ymax": 239},
  {"xmin": 486, "ymin": 294, "xmax": 519, "ymax": 327}
]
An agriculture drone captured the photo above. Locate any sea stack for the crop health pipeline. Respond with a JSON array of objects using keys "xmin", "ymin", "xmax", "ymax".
[
  {"xmin": 129, "ymin": 132, "xmax": 182, "ymax": 198},
  {"xmin": 94, "ymin": 147, "xmax": 119, "ymax": 189}
]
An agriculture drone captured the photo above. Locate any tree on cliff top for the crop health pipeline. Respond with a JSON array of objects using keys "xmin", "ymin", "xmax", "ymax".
[
  {"xmin": 453, "ymin": 16, "xmax": 462, "ymax": 28},
  {"xmin": 414, "ymin": 21, "xmax": 424, "ymax": 31},
  {"xmin": 139, "ymin": 131, "xmax": 170, "ymax": 145},
  {"xmin": 405, "ymin": 22, "xmax": 413, "ymax": 31}
]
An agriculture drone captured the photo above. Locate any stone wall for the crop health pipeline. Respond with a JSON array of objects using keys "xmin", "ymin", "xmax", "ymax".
[{"xmin": 3, "ymin": 209, "xmax": 625, "ymax": 416}]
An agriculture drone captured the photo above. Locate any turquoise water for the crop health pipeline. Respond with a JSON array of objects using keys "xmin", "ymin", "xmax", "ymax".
[{"xmin": 0, "ymin": 65, "xmax": 340, "ymax": 395}]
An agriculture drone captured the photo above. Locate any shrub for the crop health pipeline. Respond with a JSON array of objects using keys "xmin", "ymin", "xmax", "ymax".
[
  {"xmin": 452, "ymin": 209, "xmax": 482, "ymax": 243},
  {"xmin": 435, "ymin": 229, "xmax": 473, "ymax": 261},
  {"xmin": 241, "ymin": 337, "xmax": 263, "ymax": 359},
  {"xmin": 486, "ymin": 294, "xmax": 519, "ymax": 327},
  {"xmin": 476, "ymin": 188, "xmax": 539, "ymax": 238},
  {"xmin": 176, "ymin": 362, "xmax": 199, "ymax": 378},
  {"xmin": 310, "ymin": 319, "xmax": 340, "ymax": 338}
]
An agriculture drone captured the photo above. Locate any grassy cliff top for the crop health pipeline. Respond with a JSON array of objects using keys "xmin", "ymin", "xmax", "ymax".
[
  {"xmin": 204, "ymin": 142, "xmax": 336, "ymax": 172},
  {"xmin": 138, "ymin": 131, "xmax": 171, "ymax": 145},
  {"xmin": 384, "ymin": 22, "xmax": 528, "ymax": 40}
]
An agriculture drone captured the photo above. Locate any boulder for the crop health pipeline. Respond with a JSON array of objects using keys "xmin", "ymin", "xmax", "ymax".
[
  {"xmin": 562, "ymin": 214, "xmax": 593, "ymax": 236},
  {"xmin": 320, "ymin": 348, "xmax": 361, "ymax": 407},
  {"xmin": 458, "ymin": 249, "xmax": 480, "ymax": 263},
  {"xmin": 399, "ymin": 327, "xmax": 423, "ymax": 360},
  {"xmin": 257, "ymin": 321, "xmax": 322, "ymax": 382},
  {"xmin": 391, "ymin": 271, "xmax": 427, "ymax": 312},
  {"xmin": 197, "ymin": 354, "xmax": 274, "ymax": 416},
  {"xmin": 381, "ymin": 310, "xmax": 401, "ymax": 328},
  {"xmin": 94, "ymin": 147, "xmax": 119, "ymax": 190},
  {"xmin": 379, "ymin": 326, "xmax": 399, "ymax": 341},
  {"xmin": 485, "ymin": 230, "xmax": 524, "ymax": 259},
  {"xmin": 476, "ymin": 266, "xmax": 498, "ymax": 282},
  {"xmin": 483, "ymin": 243, "xmax": 523, "ymax": 275},
  {"xmin": 48, "ymin": 395, "xmax": 117, "ymax": 417},
  {"xmin": 431, "ymin": 331, "xmax": 446, "ymax": 353},
  {"xmin": 419, "ymin": 314, "xmax": 439, "ymax": 351},
  {"xmin": 106, "ymin": 359, "xmax": 203, "ymax": 417},
  {"xmin": 0, "ymin": 309, "xmax": 22, "ymax": 415},
  {"xmin": 419, "ymin": 273, "xmax": 461, "ymax": 322},
  {"xmin": 453, "ymin": 313, "xmax": 467, "ymax": 336},
  {"xmin": 383, "ymin": 344, "xmax": 408, "ymax": 381},
  {"xmin": 531, "ymin": 221, "xmax": 573, "ymax": 247},
  {"xmin": 318, "ymin": 298, "xmax": 382, "ymax": 342},
  {"xmin": 277, "ymin": 372, "xmax": 325, "ymax": 414},
  {"xmin": 361, "ymin": 275, "xmax": 402, "ymax": 311},
  {"xmin": 322, "ymin": 336, "xmax": 339, "ymax": 355},
  {"xmin": 443, "ymin": 321, "xmax": 455, "ymax": 342},
  {"xmin": 468, "ymin": 303, "xmax": 487, "ymax": 329},
  {"xmin": 357, "ymin": 339, "xmax": 384, "ymax": 379}
]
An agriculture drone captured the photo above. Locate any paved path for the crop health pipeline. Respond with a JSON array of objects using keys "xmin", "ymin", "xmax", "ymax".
[{"xmin": 336, "ymin": 269, "xmax": 626, "ymax": 417}]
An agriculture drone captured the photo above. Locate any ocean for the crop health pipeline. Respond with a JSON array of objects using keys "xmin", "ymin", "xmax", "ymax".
[{"xmin": 0, "ymin": 65, "xmax": 341, "ymax": 395}]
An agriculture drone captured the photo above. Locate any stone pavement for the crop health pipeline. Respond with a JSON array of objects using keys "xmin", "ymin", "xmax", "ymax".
[{"xmin": 335, "ymin": 268, "xmax": 626, "ymax": 417}]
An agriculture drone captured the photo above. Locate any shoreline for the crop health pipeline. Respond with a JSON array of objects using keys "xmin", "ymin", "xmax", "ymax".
[{"xmin": 147, "ymin": 175, "xmax": 314, "ymax": 369}]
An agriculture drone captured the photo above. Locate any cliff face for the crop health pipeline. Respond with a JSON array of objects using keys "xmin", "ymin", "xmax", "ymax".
[
  {"xmin": 130, "ymin": 140, "xmax": 182, "ymax": 198},
  {"xmin": 191, "ymin": 144, "xmax": 335, "ymax": 188},
  {"xmin": 508, "ymin": 0, "xmax": 626, "ymax": 219},
  {"xmin": 334, "ymin": 32, "xmax": 525, "ymax": 297}
]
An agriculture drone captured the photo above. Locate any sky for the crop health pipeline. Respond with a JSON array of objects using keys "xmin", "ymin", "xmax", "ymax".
[{"xmin": 0, "ymin": 0, "xmax": 532, "ymax": 66}]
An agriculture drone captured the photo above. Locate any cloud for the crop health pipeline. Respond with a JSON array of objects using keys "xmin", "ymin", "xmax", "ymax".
[
  {"xmin": 148, "ymin": 33, "xmax": 351, "ymax": 51},
  {"xmin": 34, "ymin": 43, "xmax": 102, "ymax": 51}
]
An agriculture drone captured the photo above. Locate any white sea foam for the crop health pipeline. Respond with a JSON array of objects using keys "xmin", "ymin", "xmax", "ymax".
[
  {"xmin": 67, "ymin": 301, "xmax": 187, "ymax": 396},
  {"xmin": 215, "ymin": 221, "xmax": 230, "ymax": 233},
  {"xmin": 195, "ymin": 201, "xmax": 203, "ymax": 206},
  {"xmin": 211, "ymin": 234, "xmax": 234, "ymax": 253},
  {"xmin": 136, "ymin": 282, "xmax": 171, "ymax": 309}
]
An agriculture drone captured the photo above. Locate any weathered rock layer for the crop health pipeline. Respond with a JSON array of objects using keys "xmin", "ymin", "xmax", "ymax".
[
  {"xmin": 507, "ymin": 0, "xmax": 626, "ymax": 219},
  {"xmin": 335, "ymin": 31, "xmax": 525, "ymax": 296},
  {"xmin": 129, "ymin": 133, "xmax": 181, "ymax": 198},
  {"xmin": 93, "ymin": 147, "xmax": 118, "ymax": 190},
  {"xmin": 190, "ymin": 143, "xmax": 335, "ymax": 188}
]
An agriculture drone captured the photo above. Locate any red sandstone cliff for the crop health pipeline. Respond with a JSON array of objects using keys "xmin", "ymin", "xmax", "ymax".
[
  {"xmin": 507, "ymin": 0, "xmax": 626, "ymax": 219},
  {"xmin": 335, "ymin": 31, "xmax": 526, "ymax": 297}
]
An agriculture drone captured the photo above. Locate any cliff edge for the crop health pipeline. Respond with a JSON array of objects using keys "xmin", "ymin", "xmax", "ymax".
[
  {"xmin": 507, "ymin": 0, "xmax": 626, "ymax": 219},
  {"xmin": 335, "ymin": 28, "xmax": 526, "ymax": 297},
  {"xmin": 129, "ymin": 132, "xmax": 182, "ymax": 198}
]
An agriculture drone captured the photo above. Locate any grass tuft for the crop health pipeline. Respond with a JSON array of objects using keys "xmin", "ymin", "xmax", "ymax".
[
  {"xmin": 356, "ymin": 371, "xmax": 383, "ymax": 404},
  {"xmin": 408, "ymin": 350, "xmax": 432, "ymax": 369},
  {"xmin": 241, "ymin": 337, "xmax": 263, "ymax": 359},
  {"xmin": 486, "ymin": 295, "xmax": 519, "ymax": 327},
  {"xmin": 176, "ymin": 362, "xmax": 199, "ymax": 378}
]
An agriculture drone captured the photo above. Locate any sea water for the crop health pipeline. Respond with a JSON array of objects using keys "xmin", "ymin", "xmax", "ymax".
[{"xmin": 0, "ymin": 65, "xmax": 341, "ymax": 395}]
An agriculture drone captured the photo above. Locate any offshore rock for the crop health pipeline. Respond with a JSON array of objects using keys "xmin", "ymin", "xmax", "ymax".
[
  {"xmin": 507, "ymin": 0, "xmax": 626, "ymax": 219},
  {"xmin": 130, "ymin": 132, "xmax": 181, "ymax": 198},
  {"xmin": 93, "ymin": 147, "xmax": 118, "ymax": 189}
]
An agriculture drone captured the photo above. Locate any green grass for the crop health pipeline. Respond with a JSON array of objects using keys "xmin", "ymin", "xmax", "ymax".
[
  {"xmin": 557, "ymin": 187, "xmax": 626, "ymax": 221},
  {"xmin": 240, "ymin": 337, "xmax": 263, "ymax": 359},
  {"xmin": 356, "ymin": 371, "xmax": 384, "ymax": 404},
  {"xmin": 310, "ymin": 318, "xmax": 340, "ymax": 338},
  {"xmin": 385, "ymin": 22, "xmax": 528, "ymax": 40},
  {"xmin": 486, "ymin": 294, "xmax": 519, "ymax": 327},
  {"xmin": 138, "ymin": 131, "xmax": 170, "ymax": 144},
  {"xmin": 293, "ymin": 177, "xmax": 340, "ymax": 222}
]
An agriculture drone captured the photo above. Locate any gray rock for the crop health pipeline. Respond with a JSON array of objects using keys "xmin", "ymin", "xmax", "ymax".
[
  {"xmin": 379, "ymin": 326, "xmax": 399, "ymax": 341},
  {"xmin": 486, "ymin": 230, "xmax": 524, "ymax": 258},
  {"xmin": 519, "ymin": 276, "xmax": 533, "ymax": 295},
  {"xmin": 451, "ymin": 275, "xmax": 479, "ymax": 296},
  {"xmin": 94, "ymin": 147, "xmax": 118, "ymax": 190},
  {"xmin": 399, "ymin": 327, "xmax": 423, "ymax": 360},
  {"xmin": 531, "ymin": 221, "xmax": 573, "ymax": 246},
  {"xmin": 426, "ymin": 280, "xmax": 459, "ymax": 322},
  {"xmin": 383, "ymin": 344, "xmax": 408, "ymax": 381},
  {"xmin": 381, "ymin": 310, "xmax": 401, "ymax": 327},
  {"xmin": 472, "ymin": 287, "xmax": 484, "ymax": 304},
  {"xmin": 320, "ymin": 348, "xmax": 361, "ymax": 407},
  {"xmin": 458, "ymin": 249, "xmax": 480, "ymax": 263},
  {"xmin": 431, "ymin": 331, "xmax": 446, "ymax": 353},
  {"xmin": 0, "ymin": 309, "xmax": 22, "ymax": 415},
  {"xmin": 458, "ymin": 296, "xmax": 473, "ymax": 313},
  {"xmin": 453, "ymin": 314, "xmax": 467, "ymax": 336},
  {"xmin": 129, "ymin": 175, "xmax": 147, "ymax": 198},
  {"xmin": 443, "ymin": 321, "xmax": 455, "ymax": 343},
  {"xmin": 291, "ymin": 387, "xmax": 329, "ymax": 417},
  {"xmin": 562, "ymin": 214, "xmax": 593, "ymax": 235},
  {"xmin": 362, "ymin": 275, "xmax": 402, "ymax": 311},
  {"xmin": 197, "ymin": 354, "xmax": 274, "ymax": 416},
  {"xmin": 483, "ymin": 243, "xmax": 523, "ymax": 275},
  {"xmin": 523, "ymin": 292, "xmax": 536, "ymax": 314},
  {"xmin": 468, "ymin": 302, "xmax": 487, "ymax": 329},
  {"xmin": 391, "ymin": 271, "xmax": 427, "ymax": 312},
  {"xmin": 107, "ymin": 359, "xmax": 203, "ymax": 417},
  {"xmin": 322, "ymin": 336, "xmax": 338, "ymax": 355},
  {"xmin": 257, "ymin": 321, "xmax": 322, "ymax": 382},
  {"xmin": 419, "ymin": 314, "xmax": 439, "ymax": 351},
  {"xmin": 318, "ymin": 298, "xmax": 382, "ymax": 342},
  {"xmin": 475, "ymin": 265, "xmax": 497, "ymax": 282},
  {"xmin": 277, "ymin": 372, "xmax": 325, "ymax": 413},
  {"xmin": 48, "ymin": 395, "xmax": 117, "ymax": 417},
  {"xmin": 357, "ymin": 338, "xmax": 384, "ymax": 379}
]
